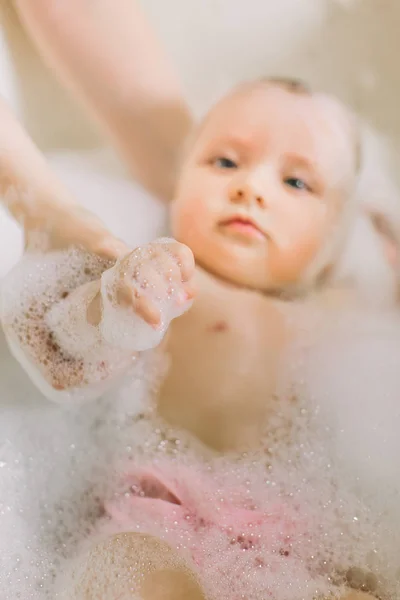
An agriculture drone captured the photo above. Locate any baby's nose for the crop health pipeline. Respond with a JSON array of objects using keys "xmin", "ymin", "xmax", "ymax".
[{"xmin": 229, "ymin": 183, "xmax": 266, "ymax": 208}]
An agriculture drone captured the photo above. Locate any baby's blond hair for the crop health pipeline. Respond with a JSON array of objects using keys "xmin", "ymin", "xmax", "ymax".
[{"xmin": 257, "ymin": 76, "xmax": 362, "ymax": 174}]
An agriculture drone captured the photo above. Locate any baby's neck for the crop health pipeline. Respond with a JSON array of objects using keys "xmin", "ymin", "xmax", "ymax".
[
  {"xmin": 194, "ymin": 262, "xmax": 348, "ymax": 304},
  {"xmin": 194, "ymin": 261, "xmax": 387, "ymax": 315},
  {"xmin": 194, "ymin": 262, "xmax": 260, "ymax": 297}
]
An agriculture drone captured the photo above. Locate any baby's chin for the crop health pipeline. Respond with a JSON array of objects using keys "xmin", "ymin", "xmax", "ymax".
[
  {"xmin": 194, "ymin": 254, "xmax": 271, "ymax": 292},
  {"xmin": 209, "ymin": 259, "xmax": 315, "ymax": 297},
  {"xmin": 177, "ymin": 231, "xmax": 305, "ymax": 293}
]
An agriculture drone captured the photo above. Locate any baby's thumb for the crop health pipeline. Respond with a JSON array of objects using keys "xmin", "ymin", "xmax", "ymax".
[{"xmin": 95, "ymin": 236, "xmax": 130, "ymax": 262}]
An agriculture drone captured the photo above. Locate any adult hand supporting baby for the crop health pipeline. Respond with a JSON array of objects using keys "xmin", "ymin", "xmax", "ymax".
[{"xmin": 0, "ymin": 94, "xmax": 128, "ymax": 260}]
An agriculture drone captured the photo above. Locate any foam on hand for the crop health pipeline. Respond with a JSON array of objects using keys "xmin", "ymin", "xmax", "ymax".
[
  {"xmin": 2, "ymin": 252, "xmax": 400, "ymax": 599},
  {"xmin": 0, "ymin": 239, "xmax": 189, "ymax": 403},
  {"xmin": 100, "ymin": 238, "xmax": 191, "ymax": 352},
  {"xmin": 0, "ymin": 244, "xmax": 165, "ymax": 599},
  {"xmin": 0, "ymin": 248, "xmax": 133, "ymax": 402}
]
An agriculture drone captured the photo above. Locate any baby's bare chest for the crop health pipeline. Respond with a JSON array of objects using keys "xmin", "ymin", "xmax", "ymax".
[{"xmin": 157, "ymin": 284, "xmax": 289, "ymax": 450}]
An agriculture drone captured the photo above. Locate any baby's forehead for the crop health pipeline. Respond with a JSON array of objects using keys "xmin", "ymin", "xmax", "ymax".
[
  {"xmin": 202, "ymin": 84, "xmax": 351, "ymax": 142},
  {"xmin": 195, "ymin": 84, "xmax": 356, "ymax": 180}
]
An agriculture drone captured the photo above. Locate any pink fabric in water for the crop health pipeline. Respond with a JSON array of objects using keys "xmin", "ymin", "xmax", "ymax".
[{"xmin": 104, "ymin": 462, "xmax": 300, "ymax": 568}]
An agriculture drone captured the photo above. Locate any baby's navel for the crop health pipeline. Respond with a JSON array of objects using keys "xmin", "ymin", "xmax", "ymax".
[{"xmin": 208, "ymin": 320, "xmax": 228, "ymax": 333}]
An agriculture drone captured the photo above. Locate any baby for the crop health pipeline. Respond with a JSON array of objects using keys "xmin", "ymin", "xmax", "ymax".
[
  {"xmin": 2, "ymin": 77, "xmax": 375, "ymax": 446},
  {"xmin": 1, "ymin": 80, "xmax": 393, "ymax": 600}
]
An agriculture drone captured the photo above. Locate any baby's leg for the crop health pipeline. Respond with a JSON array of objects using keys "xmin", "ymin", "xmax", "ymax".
[
  {"xmin": 141, "ymin": 568, "xmax": 205, "ymax": 600},
  {"xmin": 60, "ymin": 533, "xmax": 206, "ymax": 600},
  {"xmin": 340, "ymin": 593, "xmax": 375, "ymax": 600},
  {"xmin": 60, "ymin": 532, "xmax": 376, "ymax": 600}
]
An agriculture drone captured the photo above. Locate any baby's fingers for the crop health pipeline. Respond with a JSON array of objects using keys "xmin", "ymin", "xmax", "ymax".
[
  {"xmin": 157, "ymin": 239, "xmax": 195, "ymax": 283},
  {"xmin": 116, "ymin": 281, "xmax": 161, "ymax": 327},
  {"xmin": 92, "ymin": 236, "xmax": 130, "ymax": 262},
  {"xmin": 133, "ymin": 295, "xmax": 162, "ymax": 328}
]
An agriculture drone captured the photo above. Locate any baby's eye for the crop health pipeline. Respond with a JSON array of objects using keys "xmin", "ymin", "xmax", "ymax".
[
  {"xmin": 284, "ymin": 177, "xmax": 311, "ymax": 192},
  {"xmin": 213, "ymin": 157, "xmax": 238, "ymax": 169}
]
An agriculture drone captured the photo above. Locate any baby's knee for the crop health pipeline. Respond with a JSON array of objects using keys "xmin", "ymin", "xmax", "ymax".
[
  {"xmin": 141, "ymin": 568, "xmax": 205, "ymax": 600},
  {"xmin": 339, "ymin": 592, "xmax": 376, "ymax": 600},
  {"xmin": 57, "ymin": 532, "xmax": 206, "ymax": 600}
]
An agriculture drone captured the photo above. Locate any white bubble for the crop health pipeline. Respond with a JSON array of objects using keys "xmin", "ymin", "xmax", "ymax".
[{"xmin": 100, "ymin": 239, "xmax": 191, "ymax": 352}]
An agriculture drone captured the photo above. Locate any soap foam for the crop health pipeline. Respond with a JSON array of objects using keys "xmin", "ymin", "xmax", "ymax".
[
  {"xmin": 2, "ymin": 246, "xmax": 400, "ymax": 599},
  {"xmin": 64, "ymin": 400, "xmax": 400, "ymax": 600},
  {"xmin": 1, "ymin": 178, "xmax": 400, "ymax": 598},
  {"xmin": 0, "ymin": 245, "xmax": 168, "ymax": 599},
  {"xmin": 100, "ymin": 238, "xmax": 191, "ymax": 352},
  {"xmin": 0, "ymin": 247, "xmax": 169, "ymax": 403}
]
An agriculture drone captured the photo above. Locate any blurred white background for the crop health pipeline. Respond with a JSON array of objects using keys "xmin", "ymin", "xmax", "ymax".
[{"xmin": 2, "ymin": 1, "xmax": 400, "ymax": 153}]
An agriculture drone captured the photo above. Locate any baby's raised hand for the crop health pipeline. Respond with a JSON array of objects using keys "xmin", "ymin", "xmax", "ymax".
[
  {"xmin": 111, "ymin": 238, "xmax": 195, "ymax": 325},
  {"xmin": 100, "ymin": 238, "xmax": 195, "ymax": 351}
]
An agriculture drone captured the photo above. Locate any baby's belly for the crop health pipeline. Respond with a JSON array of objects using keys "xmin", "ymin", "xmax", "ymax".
[{"xmin": 157, "ymin": 343, "xmax": 279, "ymax": 452}]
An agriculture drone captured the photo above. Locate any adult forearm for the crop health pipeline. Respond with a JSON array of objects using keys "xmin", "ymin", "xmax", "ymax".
[
  {"xmin": 0, "ymin": 95, "xmax": 76, "ymax": 230},
  {"xmin": 15, "ymin": 0, "xmax": 193, "ymax": 201}
]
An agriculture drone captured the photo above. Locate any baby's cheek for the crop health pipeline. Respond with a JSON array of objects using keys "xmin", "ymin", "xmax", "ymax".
[
  {"xmin": 284, "ymin": 208, "xmax": 322, "ymax": 251},
  {"xmin": 172, "ymin": 197, "xmax": 209, "ymax": 242},
  {"xmin": 297, "ymin": 209, "xmax": 329, "ymax": 258},
  {"xmin": 271, "ymin": 227, "xmax": 324, "ymax": 283}
]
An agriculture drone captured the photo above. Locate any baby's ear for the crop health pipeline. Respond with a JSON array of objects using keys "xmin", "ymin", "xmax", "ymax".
[{"xmin": 366, "ymin": 209, "xmax": 400, "ymax": 271}]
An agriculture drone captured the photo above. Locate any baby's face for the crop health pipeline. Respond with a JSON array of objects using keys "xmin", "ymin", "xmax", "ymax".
[{"xmin": 171, "ymin": 84, "xmax": 357, "ymax": 292}]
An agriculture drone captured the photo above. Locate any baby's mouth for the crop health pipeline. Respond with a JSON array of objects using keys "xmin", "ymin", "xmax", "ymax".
[{"xmin": 219, "ymin": 216, "xmax": 267, "ymax": 241}]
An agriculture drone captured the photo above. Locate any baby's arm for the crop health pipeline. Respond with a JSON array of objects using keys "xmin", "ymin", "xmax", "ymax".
[
  {"xmin": 13, "ymin": 0, "xmax": 193, "ymax": 202},
  {"xmin": 0, "ymin": 94, "xmax": 129, "ymax": 259},
  {"xmin": 1, "ymin": 249, "xmax": 121, "ymax": 400},
  {"xmin": 1, "ymin": 240, "xmax": 194, "ymax": 400}
]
